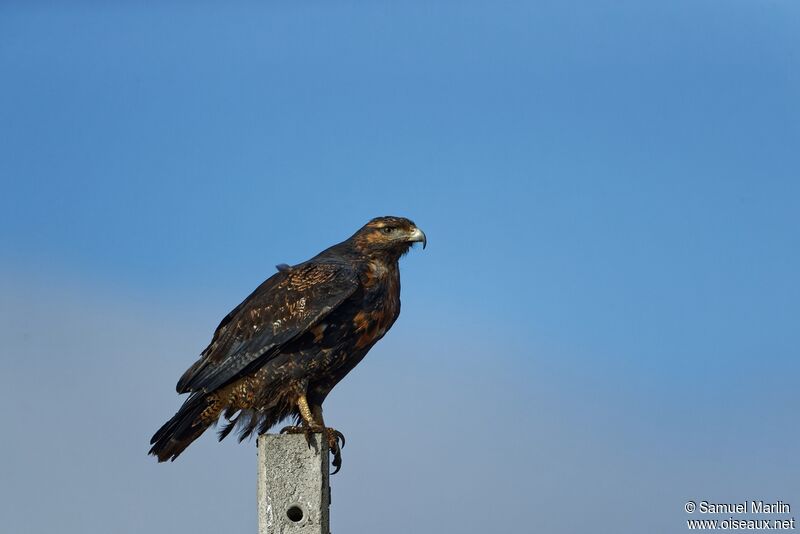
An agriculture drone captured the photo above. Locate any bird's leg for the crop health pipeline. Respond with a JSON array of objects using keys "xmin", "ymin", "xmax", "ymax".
[
  {"xmin": 297, "ymin": 393, "xmax": 316, "ymax": 427},
  {"xmin": 311, "ymin": 403, "xmax": 345, "ymax": 474},
  {"xmin": 280, "ymin": 395, "xmax": 345, "ymax": 474},
  {"xmin": 280, "ymin": 393, "xmax": 317, "ymax": 443}
]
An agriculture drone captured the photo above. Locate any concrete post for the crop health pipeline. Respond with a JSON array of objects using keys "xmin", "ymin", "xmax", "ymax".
[{"xmin": 258, "ymin": 433, "xmax": 330, "ymax": 534}]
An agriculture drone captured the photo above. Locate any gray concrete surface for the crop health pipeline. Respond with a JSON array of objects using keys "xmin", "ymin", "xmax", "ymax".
[{"xmin": 258, "ymin": 433, "xmax": 330, "ymax": 534}]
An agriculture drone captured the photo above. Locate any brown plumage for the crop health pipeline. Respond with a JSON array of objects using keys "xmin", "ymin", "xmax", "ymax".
[{"xmin": 149, "ymin": 216, "xmax": 426, "ymax": 472}]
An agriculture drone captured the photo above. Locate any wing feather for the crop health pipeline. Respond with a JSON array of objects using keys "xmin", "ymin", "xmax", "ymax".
[{"xmin": 176, "ymin": 261, "xmax": 359, "ymax": 394}]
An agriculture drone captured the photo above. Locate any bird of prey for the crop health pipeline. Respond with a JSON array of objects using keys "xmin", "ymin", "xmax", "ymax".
[{"xmin": 149, "ymin": 216, "xmax": 426, "ymax": 472}]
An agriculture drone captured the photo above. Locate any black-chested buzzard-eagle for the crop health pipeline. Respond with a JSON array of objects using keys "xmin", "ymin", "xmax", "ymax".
[{"xmin": 149, "ymin": 216, "xmax": 426, "ymax": 472}]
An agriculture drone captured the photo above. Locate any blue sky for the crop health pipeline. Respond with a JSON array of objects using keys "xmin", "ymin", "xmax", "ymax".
[{"xmin": 1, "ymin": 2, "xmax": 798, "ymax": 533}]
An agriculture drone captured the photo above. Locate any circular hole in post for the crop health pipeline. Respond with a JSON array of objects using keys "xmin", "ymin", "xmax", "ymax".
[{"xmin": 286, "ymin": 505, "xmax": 304, "ymax": 523}]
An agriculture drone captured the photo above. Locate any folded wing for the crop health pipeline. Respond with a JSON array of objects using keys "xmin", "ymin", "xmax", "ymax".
[{"xmin": 176, "ymin": 261, "xmax": 359, "ymax": 394}]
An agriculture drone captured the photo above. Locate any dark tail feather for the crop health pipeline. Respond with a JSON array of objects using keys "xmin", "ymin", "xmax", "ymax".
[
  {"xmin": 216, "ymin": 407, "xmax": 281, "ymax": 443},
  {"xmin": 216, "ymin": 413, "xmax": 239, "ymax": 441},
  {"xmin": 149, "ymin": 393, "xmax": 214, "ymax": 462}
]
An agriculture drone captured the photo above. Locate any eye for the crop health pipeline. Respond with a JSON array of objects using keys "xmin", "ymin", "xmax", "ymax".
[{"xmin": 381, "ymin": 226, "xmax": 394, "ymax": 234}]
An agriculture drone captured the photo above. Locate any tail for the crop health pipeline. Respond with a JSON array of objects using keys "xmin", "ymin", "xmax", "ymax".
[{"xmin": 149, "ymin": 393, "xmax": 216, "ymax": 462}]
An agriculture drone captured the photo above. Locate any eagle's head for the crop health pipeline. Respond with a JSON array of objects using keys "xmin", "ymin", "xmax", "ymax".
[{"xmin": 351, "ymin": 216, "xmax": 426, "ymax": 259}]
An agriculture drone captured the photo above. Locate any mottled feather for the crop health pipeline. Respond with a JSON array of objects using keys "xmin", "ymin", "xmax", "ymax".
[{"xmin": 177, "ymin": 262, "xmax": 359, "ymax": 394}]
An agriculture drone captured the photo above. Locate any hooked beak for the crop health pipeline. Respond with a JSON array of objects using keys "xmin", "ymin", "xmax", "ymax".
[{"xmin": 408, "ymin": 227, "xmax": 427, "ymax": 249}]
